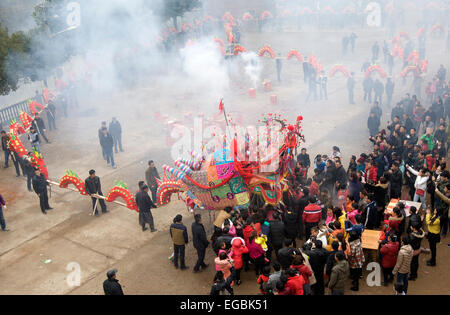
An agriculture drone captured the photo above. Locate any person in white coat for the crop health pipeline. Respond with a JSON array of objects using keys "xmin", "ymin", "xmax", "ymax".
[{"xmin": 405, "ymin": 164, "xmax": 430, "ymax": 209}]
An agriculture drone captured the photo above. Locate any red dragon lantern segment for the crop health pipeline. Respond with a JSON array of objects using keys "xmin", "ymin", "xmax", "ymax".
[
  {"xmin": 406, "ymin": 51, "xmax": 419, "ymax": 65},
  {"xmin": 233, "ymin": 45, "xmax": 247, "ymax": 55},
  {"xmin": 8, "ymin": 132, "xmax": 27, "ymax": 157},
  {"xmin": 222, "ymin": 12, "xmax": 235, "ymax": 25},
  {"xmin": 30, "ymin": 148, "xmax": 49, "ymax": 179},
  {"xmin": 20, "ymin": 111, "xmax": 34, "ymax": 130},
  {"xmin": 28, "ymin": 100, "xmax": 45, "ymax": 116},
  {"xmin": 242, "ymin": 12, "xmax": 253, "ymax": 21},
  {"xmin": 342, "ymin": 6, "xmax": 356, "ymax": 14},
  {"xmin": 400, "ymin": 65, "xmax": 420, "ymax": 78},
  {"xmin": 42, "ymin": 88, "xmax": 55, "ymax": 105},
  {"xmin": 279, "ymin": 9, "xmax": 293, "ymax": 18},
  {"xmin": 392, "ymin": 44, "xmax": 404, "ymax": 59},
  {"xmin": 9, "ymin": 119, "xmax": 26, "ymax": 136},
  {"xmin": 157, "ymin": 180, "xmax": 183, "ymax": 206},
  {"xmin": 329, "ymin": 65, "xmax": 350, "ymax": 78},
  {"xmin": 286, "ymin": 50, "xmax": 303, "ymax": 62},
  {"xmin": 214, "ymin": 37, "xmax": 224, "ymax": 47},
  {"xmin": 430, "ymin": 23, "xmax": 445, "ymax": 36},
  {"xmin": 365, "ymin": 65, "xmax": 387, "ymax": 78},
  {"xmin": 420, "ymin": 60, "xmax": 428, "ymax": 74},
  {"xmin": 260, "ymin": 11, "xmax": 273, "ymax": 20},
  {"xmin": 59, "ymin": 170, "xmax": 87, "ymax": 195},
  {"xmin": 181, "ymin": 22, "xmax": 193, "ymax": 32},
  {"xmin": 105, "ymin": 181, "xmax": 138, "ymax": 212},
  {"xmin": 258, "ymin": 45, "xmax": 276, "ymax": 58},
  {"xmin": 203, "ymin": 15, "xmax": 214, "ymax": 23}
]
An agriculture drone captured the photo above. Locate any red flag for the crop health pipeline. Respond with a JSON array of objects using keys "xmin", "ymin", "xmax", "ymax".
[{"xmin": 219, "ymin": 100, "xmax": 224, "ymax": 114}]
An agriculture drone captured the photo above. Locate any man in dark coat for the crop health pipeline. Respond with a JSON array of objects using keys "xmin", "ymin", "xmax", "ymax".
[
  {"xmin": 391, "ymin": 103, "xmax": 405, "ymax": 122},
  {"xmin": 103, "ymin": 269, "xmax": 124, "ymax": 295},
  {"xmin": 323, "ymin": 160, "xmax": 336, "ymax": 196},
  {"xmin": 283, "ymin": 209, "xmax": 299, "ymax": 248},
  {"xmin": 372, "ymin": 41, "xmax": 380, "ymax": 62},
  {"xmin": 269, "ymin": 212, "xmax": 285, "ymax": 258},
  {"xmin": 304, "ymin": 239, "xmax": 329, "ymax": 295},
  {"xmin": 32, "ymin": 113, "xmax": 50, "ymax": 143},
  {"xmin": 145, "ymin": 160, "xmax": 160, "ymax": 203},
  {"xmin": 297, "ymin": 148, "xmax": 311, "ymax": 171},
  {"xmin": 368, "ymin": 112, "xmax": 380, "ymax": 137},
  {"xmin": 109, "ymin": 117, "xmax": 123, "ymax": 153},
  {"xmin": 386, "ymin": 162, "xmax": 403, "ymax": 199},
  {"xmin": 32, "ymin": 168, "xmax": 52, "ymax": 214},
  {"xmin": 363, "ymin": 76, "xmax": 374, "ymax": 103},
  {"xmin": 135, "ymin": 185, "xmax": 157, "ymax": 232},
  {"xmin": 303, "ymin": 60, "xmax": 310, "ymax": 83},
  {"xmin": 22, "ymin": 153, "xmax": 35, "ymax": 191},
  {"xmin": 46, "ymin": 100, "xmax": 57, "ymax": 131},
  {"xmin": 334, "ymin": 160, "xmax": 348, "ymax": 188},
  {"xmin": 373, "ymin": 79, "xmax": 384, "ymax": 105},
  {"xmin": 99, "ymin": 127, "xmax": 116, "ymax": 168},
  {"xmin": 98, "ymin": 122, "xmax": 107, "ymax": 160},
  {"xmin": 85, "ymin": 170, "xmax": 108, "ymax": 216},
  {"xmin": 192, "ymin": 214, "xmax": 209, "ymax": 273}
]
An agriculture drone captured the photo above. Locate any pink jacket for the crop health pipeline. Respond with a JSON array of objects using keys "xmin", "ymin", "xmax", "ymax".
[
  {"xmin": 214, "ymin": 257, "xmax": 232, "ymax": 280},
  {"xmin": 248, "ymin": 240, "xmax": 265, "ymax": 260}
]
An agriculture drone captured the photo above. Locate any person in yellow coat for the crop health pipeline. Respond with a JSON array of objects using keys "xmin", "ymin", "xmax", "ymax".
[{"xmin": 425, "ymin": 208, "xmax": 441, "ymax": 266}]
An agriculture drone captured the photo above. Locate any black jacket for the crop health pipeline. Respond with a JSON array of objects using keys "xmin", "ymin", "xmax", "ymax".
[
  {"xmin": 386, "ymin": 170, "xmax": 402, "ymax": 193},
  {"xmin": 269, "ymin": 220, "xmax": 285, "ymax": 247},
  {"xmin": 99, "ymin": 132, "xmax": 114, "ymax": 149},
  {"xmin": 335, "ymin": 166, "xmax": 348, "ymax": 186},
  {"xmin": 283, "ymin": 210, "xmax": 298, "ymax": 239},
  {"xmin": 85, "ymin": 176, "xmax": 103, "ymax": 195},
  {"xmin": 22, "ymin": 157, "xmax": 35, "ymax": 176},
  {"xmin": 32, "ymin": 174, "xmax": 48, "ymax": 193},
  {"xmin": 103, "ymin": 278, "xmax": 124, "ymax": 295},
  {"xmin": 192, "ymin": 221, "xmax": 209, "ymax": 250},
  {"xmin": 135, "ymin": 190, "xmax": 156, "ymax": 213},
  {"xmin": 277, "ymin": 247, "xmax": 295, "ymax": 269},
  {"xmin": 109, "ymin": 121, "xmax": 122, "ymax": 136},
  {"xmin": 305, "ymin": 248, "xmax": 329, "ymax": 277},
  {"xmin": 297, "ymin": 153, "xmax": 311, "ymax": 168},
  {"xmin": 32, "ymin": 117, "xmax": 46, "ymax": 131},
  {"xmin": 324, "ymin": 164, "xmax": 336, "ymax": 186}
]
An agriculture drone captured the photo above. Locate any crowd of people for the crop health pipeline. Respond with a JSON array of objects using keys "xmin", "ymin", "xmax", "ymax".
[{"xmin": 151, "ymin": 65, "xmax": 449, "ymax": 295}]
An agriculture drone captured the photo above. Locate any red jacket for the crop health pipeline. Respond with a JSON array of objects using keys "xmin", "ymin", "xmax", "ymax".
[
  {"xmin": 309, "ymin": 181, "xmax": 319, "ymax": 197},
  {"xmin": 380, "ymin": 241, "xmax": 399, "ymax": 268},
  {"xmin": 243, "ymin": 225, "xmax": 254, "ymax": 245},
  {"xmin": 285, "ymin": 274, "xmax": 305, "ymax": 295},
  {"xmin": 365, "ymin": 166, "xmax": 378, "ymax": 183},
  {"xmin": 230, "ymin": 238, "xmax": 249, "ymax": 270},
  {"xmin": 290, "ymin": 264, "xmax": 312, "ymax": 284},
  {"xmin": 302, "ymin": 204, "xmax": 322, "ymax": 223}
]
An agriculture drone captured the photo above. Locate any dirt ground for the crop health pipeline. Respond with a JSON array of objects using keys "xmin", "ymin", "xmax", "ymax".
[{"xmin": 0, "ymin": 26, "xmax": 449, "ymax": 295}]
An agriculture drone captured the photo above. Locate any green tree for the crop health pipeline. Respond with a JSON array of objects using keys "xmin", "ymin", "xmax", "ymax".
[
  {"xmin": 156, "ymin": 0, "xmax": 202, "ymax": 30},
  {"xmin": 0, "ymin": 23, "xmax": 33, "ymax": 95}
]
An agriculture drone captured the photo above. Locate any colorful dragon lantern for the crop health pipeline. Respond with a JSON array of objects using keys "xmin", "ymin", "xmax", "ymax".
[
  {"xmin": 59, "ymin": 170, "xmax": 87, "ymax": 195},
  {"xmin": 19, "ymin": 111, "xmax": 34, "ymax": 130},
  {"xmin": 8, "ymin": 132, "xmax": 27, "ymax": 157},
  {"xmin": 157, "ymin": 114, "xmax": 305, "ymax": 210},
  {"xmin": 30, "ymin": 148, "xmax": 49, "ymax": 179},
  {"xmin": 105, "ymin": 181, "xmax": 138, "ymax": 212},
  {"xmin": 9, "ymin": 119, "xmax": 26, "ymax": 136}
]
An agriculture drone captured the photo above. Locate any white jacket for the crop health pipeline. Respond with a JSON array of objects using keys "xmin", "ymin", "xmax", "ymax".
[{"xmin": 407, "ymin": 166, "xmax": 429, "ymax": 191}]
